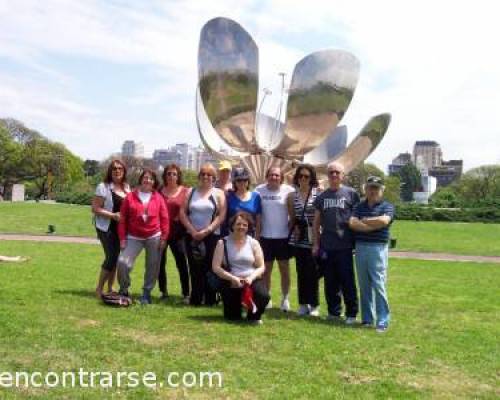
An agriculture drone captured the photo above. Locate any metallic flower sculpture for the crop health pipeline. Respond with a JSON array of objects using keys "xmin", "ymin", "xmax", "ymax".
[{"xmin": 196, "ymin": 17, "xmax": 391, "ymax": 183}]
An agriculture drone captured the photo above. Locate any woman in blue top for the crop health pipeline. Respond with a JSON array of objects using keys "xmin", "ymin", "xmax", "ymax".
[{"xmin": 226, "ymin": 167, "xmax": 262, "ymax": 238}]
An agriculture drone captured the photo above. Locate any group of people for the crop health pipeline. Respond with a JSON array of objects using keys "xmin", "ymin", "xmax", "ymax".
[{"xmin": 92, "ymin": 159, "xmax": 394, "ymax": 331}]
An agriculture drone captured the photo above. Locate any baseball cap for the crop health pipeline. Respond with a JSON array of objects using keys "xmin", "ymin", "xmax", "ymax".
[
  {"xmin": 218, "ymin": 160, "xmax": 232, "ymax": 171},
  {"xmin": 366, "ymin": 176, "xmax": 384, "ymax": 187}
]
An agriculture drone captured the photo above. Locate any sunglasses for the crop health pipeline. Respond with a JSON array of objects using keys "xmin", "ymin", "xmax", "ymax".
[
  {"xmin": 112, "ymin": 166, "xmax": 124, "ymax": 171},
  {"xmin": 235, "ymin": 178, "xmax": 248, "ymax": 182},
  {"xmin": 299, "ymin": 173, "xmax": 311, "ymax": 179}
]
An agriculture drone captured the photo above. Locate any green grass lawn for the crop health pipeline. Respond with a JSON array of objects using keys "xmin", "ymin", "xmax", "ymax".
[
  {"xmin": 391, "ymin": 220, "xmax": 500, "ymax": 256},
  {"xmin": 0, "ymin": 241, "xmax": 498, "ymax": 399},
  {"xmin": 1, "ymin": 203, "xmax": 500, "ymax": 256},
  {"xmin": 0, "ymin": 202, "xmax": 94, "ymax": 237}
]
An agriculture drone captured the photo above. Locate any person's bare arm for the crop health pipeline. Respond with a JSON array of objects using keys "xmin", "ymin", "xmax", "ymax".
[
  {"xmin": 361, "ymin": 216, "xmax": 392, "ymax": 229},
  {"xmin": 212, "ymin": 240, "xmax": 242, "ymax": 287},
  {"xmin": 349, "ymin": 216, "xmax": 375, "ymax": 232},
  {"xmin": 312, "ymin": 209, "xmax": 321, "ymax": 256},
  {"xmin": 91, "ymin": 196, "xmax": 118, "ymax": 221},
  {"xmin": 287, "ymin": 192, "xmax": 296, "ymax": 230},
  {"xmin": 245, "ymin": 240, "xmax": 265, "ymax": 284},
  {"xmin": 179, "ymin": 188, "xmax": 198, "ymax": 236}
]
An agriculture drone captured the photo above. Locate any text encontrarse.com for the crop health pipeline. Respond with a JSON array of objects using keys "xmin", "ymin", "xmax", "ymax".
[{"xmin": 0, "ymin": 370, "xmax": 223, "ymax": 389}]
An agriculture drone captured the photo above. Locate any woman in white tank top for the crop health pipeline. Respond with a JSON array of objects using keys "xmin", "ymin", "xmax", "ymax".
[
  {"xmin": 179, "ymin": 163, "xmax": 227, "ymax": 306},
  {"xmin": 212, "ymin": 211, "xmax": 270, "ymax": 323}
]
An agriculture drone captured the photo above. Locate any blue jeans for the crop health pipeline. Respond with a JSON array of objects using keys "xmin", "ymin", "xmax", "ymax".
[{"xmin": 354, "ymin": 242, "xmax": 390, "ymax": 327}]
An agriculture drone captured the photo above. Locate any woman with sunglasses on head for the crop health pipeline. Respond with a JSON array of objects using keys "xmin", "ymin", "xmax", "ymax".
[
  {"xmin": 92, "ymin": 160, "xmax": 130, "ymax": 297},
  {"xmin": 158, "ymin": 164, "xmax": 190, "ymax": 304},
  {"xmin": 287, "ymin": 164, "xmax": 321, "ymax": 317},
  {"xmin": 117, "ymin": 169, "xmax": 169, "ymax": 305},
  {"xmin": 226, "ymin": 167, "xmax": 262, "ymax": 238},
  {"xmin": 179, "ymin": 163, "xmax": 227, "ymax": 306}
]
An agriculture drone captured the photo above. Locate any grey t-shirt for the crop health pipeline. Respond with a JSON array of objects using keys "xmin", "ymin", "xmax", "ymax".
[{"xmin": 313, "ymin": 186, "xmax": 360, "ymax": 250}]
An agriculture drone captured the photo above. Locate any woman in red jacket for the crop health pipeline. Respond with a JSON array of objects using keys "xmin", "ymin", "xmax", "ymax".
[{"xmin": 117, "ymin": 169, "xmax": 169, "ymax": 305}]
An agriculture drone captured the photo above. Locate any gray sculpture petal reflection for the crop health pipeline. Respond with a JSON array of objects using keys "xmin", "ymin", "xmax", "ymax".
[
  {"xmin": 198, "ymin": 17, "xmax": 261, "ymax": 153},
  {"xmin": 255, "ymin": 113, "xmax": 285, "ymax": 152},
  {"xmin": 303, "ymin": 125, "xmax": 347, "ymax": 166},
  {"xmin": 241, "ymin": 154, "xmax": 294, "ymax": 184},
  {"xmin": 272, "ymin": 50, "xmax": 360, "ymax": 158},
  {"xmin": 326, "ymin": 113, "xmax": 391, "ymax": 174},
  {"xmin": 195, "ymin": 87, "xmax": 244, "ymax": 162}
]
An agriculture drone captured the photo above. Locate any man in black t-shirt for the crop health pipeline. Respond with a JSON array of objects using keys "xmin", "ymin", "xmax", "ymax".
[{"xmin": 313, "ymin": 161, "xmax": 359, "ymax": 323}]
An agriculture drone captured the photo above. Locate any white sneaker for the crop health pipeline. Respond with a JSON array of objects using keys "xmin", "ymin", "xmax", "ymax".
[
  {"xmin": 266, "ymin": 300, "xmax": 273, "ymax": 309},
  {"xmin": 345, "ymin": 317, "xmax": 356, "ymax": 325},
  {"xmin": 280, "ymin": 298, "xmax": 290, "ymax": 312},
  {"xmin": 297, "ymin": 304, "xmax": 310, "ymax": 316},
  {"xmin": 309, "ymin": 306, "xmax": 320, "ymax": 317}
]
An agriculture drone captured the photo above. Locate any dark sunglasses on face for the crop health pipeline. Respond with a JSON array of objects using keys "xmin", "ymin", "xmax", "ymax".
[
  {"xmin": 299, "ymin": 173, "xmax": 311, "ymax": 179},
  {"xmin": 112, "ymin": 166, "xmax": 124, "ymax": 171}
]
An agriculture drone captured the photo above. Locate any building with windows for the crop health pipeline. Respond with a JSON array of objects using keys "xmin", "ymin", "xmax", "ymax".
[{"xmin": 121, "ymin": 140, "xmax": 144, "ymax": 158}]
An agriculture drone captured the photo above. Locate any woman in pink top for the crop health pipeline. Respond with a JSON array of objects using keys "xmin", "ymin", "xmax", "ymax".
[
  {"xmin": 117, "ymin": 169, "xmax": 169, "ymax": 305},
  {"xmin": 159, "ymin": 164, "xmax": 190, "ymax": 304}
]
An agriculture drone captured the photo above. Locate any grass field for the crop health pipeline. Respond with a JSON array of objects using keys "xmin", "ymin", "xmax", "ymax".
[
  {"xmin": 1, "ymin": 203, "xmax": 499, "ymax": 256},
  {"xmin": 0, "ymin": 240, "xmax": 498, "ymax": 399},
  {"xmin": 0, "ymin": 202, "xmax": 94, "ymax": 237}
]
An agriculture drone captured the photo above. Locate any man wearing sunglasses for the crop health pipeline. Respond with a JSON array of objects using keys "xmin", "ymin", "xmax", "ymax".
[{"xmin": 312, "ymin": 161, "xmax": 360, "ymax": 324}]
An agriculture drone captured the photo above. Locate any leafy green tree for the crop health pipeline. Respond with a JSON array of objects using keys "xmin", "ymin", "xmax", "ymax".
[
  {"xmin": 384, "ymin": 175, "xmax": 401, "ymax": 205},
  {"xmin": 0, "ymin": 125, "xmax": 23, "ymax": 189},
  {"xmin": 398, "ymin": 162, "xmax": 421, "ymax": 202},
  {"xmin": 346, "ymin": 162, "xmax": 384, "ymax": 194},
  {"xmin": 456, "ymin": 165, "xmax": 500, "ymax": 206},
  {"xmin": 430, "ymin": 184, "xmax": 462, "ymax": 208}
]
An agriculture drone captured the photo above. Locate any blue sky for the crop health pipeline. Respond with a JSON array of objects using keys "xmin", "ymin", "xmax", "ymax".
[{"xmin": 1, "ymin": 0, "xmax": 499, "ymax": 171}]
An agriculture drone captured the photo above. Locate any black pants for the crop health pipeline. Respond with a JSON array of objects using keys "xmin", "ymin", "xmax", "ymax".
[
  {"xmin": 221, "ymin": 279, "xmax": 270, "ymax": 321},
  {"xmin": 293, "ymin": 246, "xmax": 319, "ymax": 307},
  {"xmin": 324, "ymin": 248, "xmax": 358, "ymax": 318},
  {"xmin": 185, "ymin": 234, "xmax": 219, "ymax": 306},
  {"xmin": 96, "ymin": 228, "xmax": 120, "ymax": 271},
  {"xmin": 158, "ymin": 238, "xmax": 190, "ymax": 297}
]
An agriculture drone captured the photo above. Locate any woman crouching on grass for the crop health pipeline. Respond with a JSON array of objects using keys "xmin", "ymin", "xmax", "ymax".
[
  {"xmin": 92, "ymin": 160, "xmax": 130, "ymax": 297},
  {"xmin": 117, "ymin": 169, "xmax": 169, "ymax": 305},
  {"xmin": 212, "ymin": 211, "xmax": 270, "ymax": 324}
]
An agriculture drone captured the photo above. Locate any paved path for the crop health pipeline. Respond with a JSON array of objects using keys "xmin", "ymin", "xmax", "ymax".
[{"xmin": 1, "ymin": 233, "xmax": 500, "ymax": 264}]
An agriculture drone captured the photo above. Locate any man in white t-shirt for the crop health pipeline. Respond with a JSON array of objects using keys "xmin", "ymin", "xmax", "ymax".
[{"xmin": 256, "ymin": 166, "xmax": 294, "ymax": 311}]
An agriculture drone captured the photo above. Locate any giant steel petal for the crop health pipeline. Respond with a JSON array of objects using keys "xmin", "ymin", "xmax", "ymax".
[
  {"xmin": 303, "ymin": 125, "xmax": 348, "ymax": 166},
  {"xmin": 322, "ymin": 113, "xmax": 391, "ymax": 174},
  {"xmin": 255, "ymin": 112, "xmax": 285, "ymax": 152},
  {"xmin": 198, "ymin": 17, "xmax": 262, "ymax": 153},
  {"xmin": 195, "ymin": 87, "xmax": 243, "ymax": 162},
  {"xmin": 272, "ymin": 49, "xmax": 360, "ymax": 159}
]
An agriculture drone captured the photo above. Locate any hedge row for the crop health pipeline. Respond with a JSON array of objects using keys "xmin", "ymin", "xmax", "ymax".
[
  {"xmin": 395, "ymin": 205, "xmax": 500, "ymax": 223},
  {"xmin": 54, "ymin": 191, "xmax": 93, "ymax": 205}
]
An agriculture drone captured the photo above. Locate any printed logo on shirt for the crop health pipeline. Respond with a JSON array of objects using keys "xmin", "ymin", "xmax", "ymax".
[
  {"xmin": 261, "ymin": 195, "xmax": 282, "ymax": 201},
  {"xmin": 323, "ymin": 197, "xmax": 347, "ymax": 209}
]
